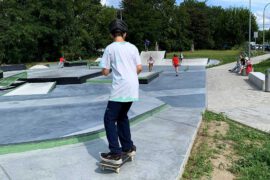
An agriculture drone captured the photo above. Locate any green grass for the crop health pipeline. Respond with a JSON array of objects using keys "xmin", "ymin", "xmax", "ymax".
[
  {"xmin": 182, "ymin": 113, "xmax": 215, "ymax": 179},
  {"xmin": 225, "ymin": 117, "xmax": 270, "ymax": 180},
  {"xmin": 185, "ymin": 111, "xmax": 270, "ymax": 180},
  {"xmin": 253, "ymin": 59, "xmax": 270, "ymax": 74},
  {"xmin": 167, "ymin": 50, "xmax": 266, "ymax": 66},
  {"xmin": 182, "ymin": 138, "xmax": 214, "ymax": 179}
]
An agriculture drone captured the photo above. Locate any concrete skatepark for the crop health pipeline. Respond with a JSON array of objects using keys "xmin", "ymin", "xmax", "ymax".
[{"xmin": 2, "ymin": 53, "xmax": 269, "ymax": 179}]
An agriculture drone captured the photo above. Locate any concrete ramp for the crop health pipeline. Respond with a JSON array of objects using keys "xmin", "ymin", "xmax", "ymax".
[
  {"xmin": 181, "ymin": 58, "xmax": 209, "ymax": 66},
  {"xmin": 29, "ymin": 65, "xmax": 49, "ymax": 70},
  {"xmin": 4, "ymin": 82, "xmax": 56, "ymax": 96},
  {"xmin": 140, "ymin": 51, "xmax": 166, "ymax": 65}
]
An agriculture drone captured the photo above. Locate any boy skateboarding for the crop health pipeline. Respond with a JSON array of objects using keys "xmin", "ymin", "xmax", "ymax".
[{"xmin": 99, "ymin": 19, "xmax": 142, "ymax": 165}]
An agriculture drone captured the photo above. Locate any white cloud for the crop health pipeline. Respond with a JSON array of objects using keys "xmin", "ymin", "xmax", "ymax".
[
  {"xmin": 100, "ymin": 0, "xmax": 106, "ymax": 6},
  {"xmin": 255, "ymin": 10, "xmax": 270, "ymax": 30}
]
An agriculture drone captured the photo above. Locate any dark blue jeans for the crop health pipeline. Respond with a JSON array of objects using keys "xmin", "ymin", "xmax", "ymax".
[{"xmin": 104, "ymin": 101, "xmax": 134, "ymax": 154}]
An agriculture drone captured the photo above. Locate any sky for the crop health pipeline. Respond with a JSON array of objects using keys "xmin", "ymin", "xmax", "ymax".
[{"xmin": 103, "ymin": 0, "xmax": 270, "ymax": 30}]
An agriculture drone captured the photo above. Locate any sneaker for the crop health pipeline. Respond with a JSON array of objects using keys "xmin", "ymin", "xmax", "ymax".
[
  {"xmin": 100, "ymin": 152, "xmax": 122, "ymax": 165},
  {"xmin": 176, "ymin": 74, "xmax": 178, "ymax": 76},
  {"xmin": 123, "ymin": 145, "xmax": 136, "ymax": 157}
]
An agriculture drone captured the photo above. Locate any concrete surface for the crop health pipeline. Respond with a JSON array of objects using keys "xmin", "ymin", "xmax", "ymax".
[
  {"xmin": 0, "ymin": 87, "xmax": 164, "ymax": 144},
  {"xmin": 4, "ymin": 82, "xmax": 56, "ymax": 96},
  {"xmin": 248, "ymin": 72, "xmax": 265, "ymax": 91},
  {"xmin": 22, "ymin": 67, "xmax": 101, "ymax": 85},
  {"xmin": 29, "ymin": 65, "xmax": 49, "ymax": 70},
  {"xmin": 0, "ymin": 107, "xmax": 203, "ymax": 180},
  {"xmin": 3, "ymin": 70, "xmax": 26, "ymax": 78},
  {"xmin": 181, "ymin": 58, "xmax": 209, "ymax": 66},
  {"xmin": 0, "ymin": 64, "xmax": 206, "ymax": 179},
  {"xmin": 208, "ymin": 54, "xmax": 270, "ymax": 133},
  {"xmin": 87, "ymin": 71, "xmax": 160, "ymax": 84},
  {"xmin": 160, "ymin": 58, "xmax": 209, "ymax": 66},
  {"xmin": 207, "ymin": 59, "xmax": 220, "ymax": 66}
]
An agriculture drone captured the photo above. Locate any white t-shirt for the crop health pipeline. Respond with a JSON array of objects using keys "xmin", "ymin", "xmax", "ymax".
[{"xmin": 100, "ymin": 42, "xmax": 142, "ymax": 102}]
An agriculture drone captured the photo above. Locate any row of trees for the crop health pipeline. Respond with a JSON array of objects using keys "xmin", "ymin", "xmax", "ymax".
[
  {"xmin": 0, "ymin": 0, "xmax": 259, "ymax": 64},
  {"xmin": 122, "ymin": 0, "xmax": 258, "ymax": 51},
  {"xmin": 0, "ymin": 0, "xmax": 116, "ymax": 64}
]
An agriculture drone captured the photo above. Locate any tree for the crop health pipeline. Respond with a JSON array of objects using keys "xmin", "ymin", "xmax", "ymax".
[
  {"xmin": 181, "ymin": 0, "xmax": 213, "ymax": 49},
  {"xmin": 121, "ymin": 0, "xmax": 164, "ymax": 50},
  {"xmin": 0, "ymin": 0, "xmax": 260, "ymax": 64},
  {"xmin": 0, "ymin": 0, "xmax": 116, "ymax": 64}
]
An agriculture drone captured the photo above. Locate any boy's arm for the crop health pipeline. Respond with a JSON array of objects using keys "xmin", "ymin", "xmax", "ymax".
[
  {"xmin": 99, "ymin": 48, "xmax": 111, "ymax": 76},
  {"xmin": 137, "ymin": 65, "xmax": 142, "ymax": 74},
  {"xmin": 134, "ymin": 47, "xmax": 142, "ymax": 75}
]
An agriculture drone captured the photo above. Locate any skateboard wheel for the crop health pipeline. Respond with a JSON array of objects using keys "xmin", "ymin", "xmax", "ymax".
[{"xmin": 116, "ymin": 168, "xmax": 120, "ymax": 174}]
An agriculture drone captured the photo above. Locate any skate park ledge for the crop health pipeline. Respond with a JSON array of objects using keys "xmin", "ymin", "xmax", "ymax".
[{"xmin": 0, "ymin": 104, "xmax": 168, "ymax": 155}]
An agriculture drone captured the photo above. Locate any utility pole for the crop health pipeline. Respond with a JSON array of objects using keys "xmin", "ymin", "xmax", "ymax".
[
  {"xmin": 249, "ymin": 0, "xmax": 252, "ymax": 60},
  {"xmin": 263, "ymin": 3, "xmax": 270, "ymax": 51}
]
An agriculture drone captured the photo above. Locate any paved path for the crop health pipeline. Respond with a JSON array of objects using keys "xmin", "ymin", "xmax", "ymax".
[{"xmin": 207, "ymin": 54, "xmax": 270, "ymax": 133}]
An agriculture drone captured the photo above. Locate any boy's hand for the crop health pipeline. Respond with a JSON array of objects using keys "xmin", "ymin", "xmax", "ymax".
[{"xmin": 102, "ymin": 68, "xmax": 110, "ymax": 76}]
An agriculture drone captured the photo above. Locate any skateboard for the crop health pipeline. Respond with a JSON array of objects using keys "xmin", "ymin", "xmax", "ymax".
[{"xmin": 99, "ymin": 154, "xmax": 134, "ymax": 174}]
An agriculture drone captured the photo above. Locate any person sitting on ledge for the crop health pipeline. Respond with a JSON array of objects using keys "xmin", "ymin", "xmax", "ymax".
[
  {"xmin": 229, "ymin": 52, "xmax": 244, "ymax": 73},
  {"xmin": 239, "ymin": 56, "xmax": 248, "ymax": 75},
  {"xmin": 229, "ymin": 58, "xmax": 241, "ymax": 73}
]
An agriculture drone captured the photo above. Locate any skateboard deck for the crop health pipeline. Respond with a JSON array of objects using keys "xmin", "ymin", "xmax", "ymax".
[{"xmin": 99, "ymin": 154, "xmax": 134, "ymax": 173}]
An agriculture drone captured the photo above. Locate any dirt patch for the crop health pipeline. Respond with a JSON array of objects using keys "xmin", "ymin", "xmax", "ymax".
[
  {"xmin": 184, "ymin": 118, "xmax": 238, "ymax": 180},
  {"xmin": 208, "ymin": 121, "xmax": 237, "ymax": 180},
  {"xmin": 210, "ymin": 144, "xmax": 235, "ymax": 180},
  {"xmin": 208, "ymin": 121, "xmax": 229, "ymax": 137}
]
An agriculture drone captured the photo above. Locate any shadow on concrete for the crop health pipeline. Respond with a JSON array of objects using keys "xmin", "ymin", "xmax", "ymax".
[
  {"xmin": 80, "ymin": 137, "xmax": 110, "ymax": 174},
  {"xmin": 243, "ymin": 79, "xmax": 262, "ymax": 91}
]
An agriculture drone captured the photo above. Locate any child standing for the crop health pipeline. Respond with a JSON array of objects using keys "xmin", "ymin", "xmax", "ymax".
[
  {"xmin": 179, "ymin": 50, "xmax": 184, "ymax": 62},
  {"xmin": 99, "ymin": 19, "xmax": 142, "ymax": 165},
  {"xmin": 147, "ymin": 55, "xmax": 155, "ymax": 72},
  {"xmin": 172, "ymin": 54, "xmax": 180, "ymax": 76}
]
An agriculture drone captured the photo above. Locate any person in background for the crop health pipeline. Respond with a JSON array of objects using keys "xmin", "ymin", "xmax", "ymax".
[
  {"xmin": 229, "ymin": 57, "xmax": 241, "ymax": 73},
  {"xmin": 246, "ymin": 58, "xmax": 253, "ymax": 75},
  {"xmin": 58, "ymin": 56, "xmax": 65, "ymax": 68},
  {"xmin": 179, "ymin": 49, "xmax": 184, "ymax": 62},
  {"xmin": 239, "ymin": 56, "xmax": 248, "ymax": 75},
  {"xmin": 147, "ymin": 55, "xmax": 155, "ymax": 72},
  {"xmin": 172, "ymin": 54, "xmax": 180, "ymax": 76}
]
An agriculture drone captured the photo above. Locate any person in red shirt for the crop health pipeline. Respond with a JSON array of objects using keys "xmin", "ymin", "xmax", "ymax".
[
  {"xmin": 172, "ymin": 54, "xmax": 180, "ymax": 76},
  {"xmin": 59, "ymin": 56, "xmax": 65, "ymax": 68}
]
